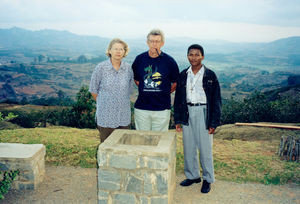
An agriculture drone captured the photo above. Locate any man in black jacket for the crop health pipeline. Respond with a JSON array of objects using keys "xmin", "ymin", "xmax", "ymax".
[{"xmin": 174, "ymin": 44, "xmax": 221, "ymax": 193}]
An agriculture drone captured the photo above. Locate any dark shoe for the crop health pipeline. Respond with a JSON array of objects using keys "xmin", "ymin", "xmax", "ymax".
[
  {"xmin": 201, "ymin": 180, "xmax": 211, "ymax": 193},
  {"xmin": 180, "ymin": 178, "xmax": 201, "ymax": 186}
]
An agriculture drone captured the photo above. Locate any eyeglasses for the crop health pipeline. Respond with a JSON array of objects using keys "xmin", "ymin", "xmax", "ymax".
[
  {"xmin": 111, "ymin": 48, "xmax": 125, "ymax": 52},
  {"xmin": 148, "ymin": 40, "xmax": 161, "ymax": 44}
]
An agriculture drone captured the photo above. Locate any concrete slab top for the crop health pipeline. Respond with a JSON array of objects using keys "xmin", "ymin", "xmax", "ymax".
[
  {"xmin": 0, "ymin": 143, "xmax": 45, "ymax": 159},
  {"xmin": 99, "ymin": 129, "xmax": 176, "ymax": 156}
]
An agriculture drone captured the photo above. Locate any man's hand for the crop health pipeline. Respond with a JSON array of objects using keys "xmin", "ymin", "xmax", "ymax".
[
  {"xmin": 175, "ymin": 124, "xmax": 182, "ymax": 132},
  {"xmin": 134, "ymin": 80, "xmax": 139, "ymax": 86},
  {"xmin": 171, "ymin": 82, "xmax": 177, "ymax": 93},
  {"xmin": 208, "ymin": 127, "xmax": 215, "ymax": 134}
]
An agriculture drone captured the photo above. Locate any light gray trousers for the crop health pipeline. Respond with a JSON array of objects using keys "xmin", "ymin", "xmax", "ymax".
[{"xmin": 182, "ymin": 105, "xmax": 215, "ymax": 183}]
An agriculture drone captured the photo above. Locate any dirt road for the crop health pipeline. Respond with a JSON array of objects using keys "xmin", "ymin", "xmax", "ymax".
[{"xmin": 1, "ymin": 166, "xmax": 299, "ymax": 204}]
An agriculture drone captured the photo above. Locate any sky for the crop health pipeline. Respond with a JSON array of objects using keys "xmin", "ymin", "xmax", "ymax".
[{"xmin": 1, "ymin": 0, "xmax": 300, "ymax": 42}]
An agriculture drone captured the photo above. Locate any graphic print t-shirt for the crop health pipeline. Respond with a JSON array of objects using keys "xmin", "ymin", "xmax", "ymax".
[{"xmin": 132, "ymin": 51, "xmax": 179, "ymax": 110}]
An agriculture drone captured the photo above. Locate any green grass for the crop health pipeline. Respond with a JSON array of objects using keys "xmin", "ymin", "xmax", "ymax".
[
  {"xmin": 0, "ymin": 126, "xmax": 100, "ymax": 168},
  {"xmin": 0, "ymin": 125, "xmax": 299, "ymax": 185}
]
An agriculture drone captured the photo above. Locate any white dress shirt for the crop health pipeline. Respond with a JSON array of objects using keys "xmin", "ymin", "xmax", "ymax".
[{"xmin": 186, "ymin": 66, "xmax": 207, "ymax": 104}]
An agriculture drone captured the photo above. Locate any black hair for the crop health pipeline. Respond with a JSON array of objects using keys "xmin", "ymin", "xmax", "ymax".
[{"xmin": 187, "ymin": 44, "xmax": 204, "ymax": 56}]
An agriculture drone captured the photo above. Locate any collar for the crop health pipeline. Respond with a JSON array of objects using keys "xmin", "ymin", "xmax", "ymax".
[
  {"xmin": 186, "ymin": 65, "xmax": 204, "ymax": 75},
  {"xmin": 107, "ymin": 59, "xmax": 125, "ymax": 71}
]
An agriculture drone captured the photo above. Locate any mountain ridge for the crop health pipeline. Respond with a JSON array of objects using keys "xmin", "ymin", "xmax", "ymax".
[
  {"xmin": 0, "ymin": 27, "xmax": 299, "ymax": 102},
  {"xmin": 1, "ymin": 27, "xmax": 300, "ymax": 57}
]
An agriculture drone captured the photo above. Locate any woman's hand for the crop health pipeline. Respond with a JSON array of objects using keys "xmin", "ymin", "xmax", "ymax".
[
  {"xmin": 175, "ymin": 124, "xmax": 182, "ymax": 132},
  {"xmin": 208, "ymin": 127, "xmax": 215, "ymax": 134}
]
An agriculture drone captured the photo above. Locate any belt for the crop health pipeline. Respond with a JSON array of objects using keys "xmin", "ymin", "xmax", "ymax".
[{"xmin": 187, "ymin": 102, "xmax": 207, "ymax": 106}]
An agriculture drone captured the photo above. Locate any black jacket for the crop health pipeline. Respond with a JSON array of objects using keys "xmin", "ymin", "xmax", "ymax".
[{"xmin": 174, "ymin": 65, "xmax": 222, "ymax": 129}]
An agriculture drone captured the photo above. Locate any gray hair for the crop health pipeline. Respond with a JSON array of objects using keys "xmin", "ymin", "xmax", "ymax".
[
  {"xmin": 105, "ymin": 38, "xmax": 129, "ymax": 57},
  {"xmin": 147, "ymin": 29, "xmax": 165, "ymax": 43}
]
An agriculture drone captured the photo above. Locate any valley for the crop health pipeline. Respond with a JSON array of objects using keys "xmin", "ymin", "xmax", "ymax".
[{"xmin": 0, "ymin": 27, "xmax": 300, "ymax": 103}]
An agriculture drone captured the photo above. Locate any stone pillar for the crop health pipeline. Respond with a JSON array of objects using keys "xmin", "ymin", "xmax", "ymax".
[
  {"xmin": 0, "ymin": 143, "xmax": 46, "ymax": 190},
  {"xmin": 97, "ymin": 130, "xmax": 176, "ymax": 204}
]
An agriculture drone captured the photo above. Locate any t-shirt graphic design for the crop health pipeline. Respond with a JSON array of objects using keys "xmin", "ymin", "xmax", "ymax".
[{"xmin": 143, "ymin": 65, "xmax": 162, "ymax": 92}]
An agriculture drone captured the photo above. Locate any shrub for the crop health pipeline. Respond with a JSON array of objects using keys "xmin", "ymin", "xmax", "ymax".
[
  {"xmin": 1, "ymin": 109, "xmax": 65, "ymax": 128},
  {"xmin": 221, "ymin": 92, "xmax": 300, "ymax": 124},
  {"xmin": 2, "ymin": 110, "xmax": 36, "ymax": 128},
  {"xmin": 58, "ymin": 86, "xmax": 96, "ymax": 128},
  {"xmin": 0, "ymin": 170, "xmax": 20, "ymax": 200},
  {"xmin": 0, "ymin": 112, "xmax": 18, "ymax": 122}
]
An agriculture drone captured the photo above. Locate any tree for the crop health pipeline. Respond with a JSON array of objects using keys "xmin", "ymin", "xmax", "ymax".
[
  {"xmin": 77, "ymin": 55, "xmax": 87, "ymax": 63},
  {"xmin": 242, "ymin": 92, "xmax": 272, "ymax": 122},
  {"xmin": 287, "ymin": 75, "xmax": 300, "ymax": 85},
  {"xmin": 57, "ymin": 90, "xmax": 73, "ymax": 105},
  {"xmin": 20, "ymin": 97, "xmax": 29, "ymax": 105},
  {"xmin": 221, "ymin": 98, "xmax": 244, "ymax": 124},
  {"xmin": 60, "ymin": 86, "xmax": 96, "ymax": 128},
  {"xmin": 38, "ymin": 55, "xmax": 46, "ymax": 63},
  {"xmin": 0, "ymin": 112, "xmax": 18, "ymax": 122}
]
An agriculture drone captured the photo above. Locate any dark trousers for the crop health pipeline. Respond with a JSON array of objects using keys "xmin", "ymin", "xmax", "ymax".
[{"xmin": 97, "ymin": 125, "xmax": 129, "ymax": 143}]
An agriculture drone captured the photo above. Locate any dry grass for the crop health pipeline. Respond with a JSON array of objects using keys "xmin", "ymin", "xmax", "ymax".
[
  {"xmin": 214, "ymin": 124, "xmax": 300, "ymax": 141},
  {"xmin": 176, "ymin": 124, "xmax": 300, "ymax": 185},
  {"xmin": 0, "ymin": 103, "xmax": 65, "ymax": 112},
  {"xmin": 212, "ymin": 139, "xmax": 297, "ymax": 184}
]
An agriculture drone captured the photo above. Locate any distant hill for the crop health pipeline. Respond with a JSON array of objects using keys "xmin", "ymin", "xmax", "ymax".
[
  {"xmin": 0, "ymin": 27, "xmax": 109, "ymax": 57},
  {"xmin": 0, "ymin": 27, "xmax": 300, "ymax": 102},
  {"xmin": 1, "ymin": 27, "xmax": 300, "ymax": 66},
  {"xmin": 264, "ymin": 84, "xmax": 300, "ymax": 101},
  {"xmin": 259, "ymin": 36, "xmax": 300, "ymax": 55}
]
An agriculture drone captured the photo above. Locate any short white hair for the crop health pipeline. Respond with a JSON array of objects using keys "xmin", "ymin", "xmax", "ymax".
[{"xmin": 147, "ymin": 29, "xmax": 165, "ymax": 43}]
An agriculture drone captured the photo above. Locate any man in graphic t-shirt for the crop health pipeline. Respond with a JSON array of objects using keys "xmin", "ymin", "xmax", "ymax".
[{"xmin": 132, "ymin": 29, "xmax": 179, "ymax": 131}]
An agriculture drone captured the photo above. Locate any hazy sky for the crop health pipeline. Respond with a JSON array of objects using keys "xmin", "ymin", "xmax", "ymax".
[{"xmin": 1, "ymin": 0, "xmax": 300, "ymax": 42}]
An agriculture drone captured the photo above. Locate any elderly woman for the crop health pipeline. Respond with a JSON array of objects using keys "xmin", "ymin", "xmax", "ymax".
[{"xmin": 89, "ymin": 38, "xmax": 133, "ymax": 142}]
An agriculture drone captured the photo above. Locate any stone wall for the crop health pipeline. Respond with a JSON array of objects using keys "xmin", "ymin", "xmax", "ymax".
[
  {"xmin": 97, "ymin": 130, "xmax": 176, "ymax": 204},
  {"xmin": 0, "ymin": 143, "xmax": 46, "ymax": 190}
]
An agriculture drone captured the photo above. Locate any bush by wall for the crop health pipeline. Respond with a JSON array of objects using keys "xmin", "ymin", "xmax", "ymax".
[
  {"xmin": 0, "ymin": 170, "xmax": 20, "ymax": 200},
  {"xmin": 221, "ymin": 92, "xmax": 300, "ymax": 124}
]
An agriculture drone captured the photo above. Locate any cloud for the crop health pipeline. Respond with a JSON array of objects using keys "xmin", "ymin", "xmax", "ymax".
[{"xmin": 1, "ymin": 0, "xmax": 300, "ymax": 42}]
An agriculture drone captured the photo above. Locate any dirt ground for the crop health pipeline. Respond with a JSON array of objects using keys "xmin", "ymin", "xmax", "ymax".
[{"xmin": 1, "ymin": 166, "xmax": 299, "ymax": 204}]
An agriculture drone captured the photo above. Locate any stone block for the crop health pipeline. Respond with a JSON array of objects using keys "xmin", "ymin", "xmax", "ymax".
[
  {"xmin": 98, "ymin": 189, "xmax": 109, "ymax": 198},
  {"xmin": 151, "ymin": 196, "xmax": 168, "ymax": 204},
  {"xmin": 98, "ymin": 200, "xmax": 108, "ymax": 204},
  {"xmin": 18, "ymin": 182, "xmax": 34, "ymax": 190},
  {"xmin": 140, "ymin": 196, "xmax": 149, "ymax": 204},
  {"xmin": 98, "ymin": 190, "xmax": 109, "ymax": 204},
  {"xmin": 21, "ymin": 170, "xmax": 35, "ymax": 180},
  {"xmin": 0, "ymin": 162, "xmax": 9, "ymax": 171},
  {"xmin": 125, "ymin": 173, "xmax": 143, "ymax": 193},
  {"xmin": 146, "ymin": 156, "xmax": 168, "ymax": 170},
  {"xmin": 113, "ymin": 193, "xmax": 136, "ymax": 204},
  {"xmin": 138, "ymin": 156, "xmax": 146, "ymax": 168},
  {"xmin": 156, "ymin": 173, "xmax": 168, "ymax": 195},
  {"xmin": 97, "ymin": 150, "xmax": 108, "ymax": 167},
  {"xmin": 0, "ymin": 143, "xmax": 45, "ymax": 190},
  {"xmin": 98, "ymin": 169, "xmax": 121, "ymax": 191},
  {"xmin": 109, "ymin": 154, "xmax": 137, "ymax": 169},
  {"xmin": 143, "ymin": 173, "xmax": 155, "ymax": 195}
]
